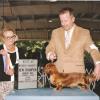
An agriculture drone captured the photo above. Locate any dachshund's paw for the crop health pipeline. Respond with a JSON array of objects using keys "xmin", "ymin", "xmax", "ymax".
[
  {"xmin": 53, "ymin": 88, "xmax": 57, "ymax": 91},
  {"xmin": 55, "ymin": 86, "xmax": 62, "ymax": 91}
]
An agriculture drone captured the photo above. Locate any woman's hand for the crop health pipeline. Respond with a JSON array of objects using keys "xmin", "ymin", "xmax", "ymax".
[
  {"xmin": 0, "ymin": 49, "xmax": 7, "ymax": 56},
  {"xmin": 5, "ymin": 68, "xmax": 14, "ymax": 76}
]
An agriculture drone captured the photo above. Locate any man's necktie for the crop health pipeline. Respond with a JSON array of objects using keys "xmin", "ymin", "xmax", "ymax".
[{"xmin": 65, "ymin": 31, "xmax": 70, "ymax": 48}]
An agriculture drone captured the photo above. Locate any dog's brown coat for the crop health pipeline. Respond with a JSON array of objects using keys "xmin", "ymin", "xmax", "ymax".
[{"xmin": 44, "ymin": 63, "xmax": 95, "ymax": 90}]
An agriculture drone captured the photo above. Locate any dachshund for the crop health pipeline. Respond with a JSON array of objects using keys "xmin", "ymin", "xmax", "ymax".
[{"xmin": 44, "ymin": 63, "xmax": 96, "ymax": 90}]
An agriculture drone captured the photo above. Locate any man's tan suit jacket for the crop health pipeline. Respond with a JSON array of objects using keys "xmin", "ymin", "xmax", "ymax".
[{"xmin": 46, "ymin": 24, "xmax": 100, "ymax": 73}]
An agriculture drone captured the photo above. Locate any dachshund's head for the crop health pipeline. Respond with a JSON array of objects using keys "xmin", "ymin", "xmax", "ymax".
[{"xmin": 44, "ymin": 63, "xmax": 58, "ymax": 75}]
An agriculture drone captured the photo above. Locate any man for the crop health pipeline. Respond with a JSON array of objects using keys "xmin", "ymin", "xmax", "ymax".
[{"xmin": 46, "ymin": 7, "xmax": 100, "ymax": 80}]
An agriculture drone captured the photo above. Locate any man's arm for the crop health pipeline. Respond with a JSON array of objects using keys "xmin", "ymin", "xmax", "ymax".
[
  {"xmin": 84, "ymin": 30, "xmax": 100, "ymax": 79},
  {"xmin": 46, "ymin": 30, "xmax": 57, "ymax": 61}
]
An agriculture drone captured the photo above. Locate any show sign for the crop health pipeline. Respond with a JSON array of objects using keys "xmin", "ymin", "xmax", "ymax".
[{"xmin": 16, "ymin": 59, "xmax": 37, "ymax": 89}]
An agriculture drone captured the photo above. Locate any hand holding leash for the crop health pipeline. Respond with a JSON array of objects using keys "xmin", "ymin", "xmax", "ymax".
[{"xmin": 48, "ymin": 52, "xmax": 57, "ymax": 62}]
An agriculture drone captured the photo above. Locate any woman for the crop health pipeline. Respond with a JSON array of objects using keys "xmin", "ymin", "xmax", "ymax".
[{"xmin": 0, "ymin": 27, "xmax": 19, "ymax": 100}]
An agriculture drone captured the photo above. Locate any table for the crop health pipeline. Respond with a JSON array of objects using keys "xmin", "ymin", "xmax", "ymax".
[{"xmin": 6, "ymin": 88, "xmax": 99, "ymax": 100}]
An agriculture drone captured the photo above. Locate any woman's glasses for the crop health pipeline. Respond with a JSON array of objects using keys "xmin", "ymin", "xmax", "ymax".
[{"xmin": 5, "ymin": 35, "xmax": 16, "ymax": 40}]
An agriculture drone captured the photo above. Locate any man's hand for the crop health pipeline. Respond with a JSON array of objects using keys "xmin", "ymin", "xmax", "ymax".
[
  {"xmin": 94, "ymin": 63, "xmax": 100, "ymax": 80},
  {"xmin": 47, "ymin": 52, "xmax": 56, "ymax": 62}
]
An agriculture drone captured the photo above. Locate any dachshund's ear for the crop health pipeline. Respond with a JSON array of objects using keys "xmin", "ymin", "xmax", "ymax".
[{"xmin": 44, "ymin": 64, "xmax": 46, "ymax": 68}]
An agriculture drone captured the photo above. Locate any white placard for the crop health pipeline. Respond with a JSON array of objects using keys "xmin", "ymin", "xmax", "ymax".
[{"xmin": 18, "ymin": 59, "xmax": 37, "ymax": 89}]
